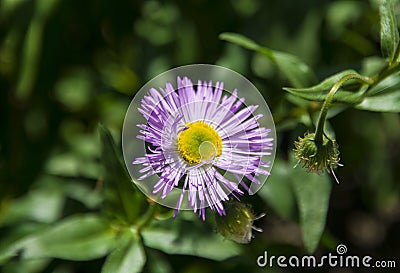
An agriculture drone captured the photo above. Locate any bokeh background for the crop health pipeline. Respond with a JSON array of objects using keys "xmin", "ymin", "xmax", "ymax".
[{"xmin": 1, "ymin": 0, "xmax": 399, "ymax": 272}]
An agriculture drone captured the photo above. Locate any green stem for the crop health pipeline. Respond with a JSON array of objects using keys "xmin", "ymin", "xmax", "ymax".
[
  {"xmin": 370, "ymin": 43, "xmax": 400, "ymax": 86},
  {"xmin": 136, "ymin": 203, "xmax": 157, "ymax": 231},
  {"xmin": 371, "ymin": 63, "xmax": 400, "ymax": 88},
  {"xmin": 314, "ymin": 73, "xmax": 373, "ymax": 145}
]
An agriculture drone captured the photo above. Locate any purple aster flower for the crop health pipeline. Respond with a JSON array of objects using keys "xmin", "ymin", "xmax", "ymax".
[{"xmin": 132, "ymin": 76, "xmax": 274, "ymax": 220}]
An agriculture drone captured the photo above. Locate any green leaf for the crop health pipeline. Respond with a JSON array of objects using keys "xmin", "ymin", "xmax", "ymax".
[
  {"xmin": 0, "ymin": 223, "xmax": 47, "ymax": 265},
  {"xmin": 257, "ymin": 158, "xmax": 295, "ymax": 219},
  {"xmin": 379, "ymin": 0, "xmax": 399, "ymax": 61},
  {"xmin": 2, "ymin": 258, "xmax": 51, "ymax": 273},
  {"xmin": 0, "ymin": 187, "xmax": 64, "ymax": 225},
  {"xmin": 273, "ymin": 52, "xmax": 317, "ymax": 88},
  {"xmin": 365, "ymin": 72, "xmax": 400, "ymax": 96},
  {"xmin": 102, "ymin": 231, "xmax": 146, "ymax": 273},
  {"xmin": 285, "ymin": 69, "xmax": 356, "ymax": 94},
  {"xmin": 145, "ymin": 250, "xmax": 173, "ymax": 273},
  {"xmin": 360, "ymin": 56, "xmax": 387, "ymax": 76},
  {"xmin": 99, "ymin": 124, "xmax": 144, "ymax": 223},
  {"xmin": 291, "ymin": 163, "xmax": 332, "ymax": 254},
  {"xmin": 15, "ymin": 0, "xmax": 60, "ymax": 101},
  {"xmin": 219, "ymin": 32, "xmax": 262, "ymax": 53},
  {"xmin": 356, "ymin": 91, "xmax": 400, "ymax": 112},
  {"xmin": 64, "ymin": 181, "xmax": 103, "ymax": 209},
  {"xmin": 356, "ymin": 72, "xmax": 400, "ymax": 112},
  {"xmin": 283, "ymin": 70, "xmax": 367, "ymax": 104},
  {"xmin": 45, "ymin": 152, "xmax": 100, "ymax": 179},
  {"xmin": 141, "ymin": 217, "xmax": 241, "ymax": 261},
  {"xmin": 22, "ymin": 214, "xmax": 116, "ymax": 260},
  {"xmin": 219, "ymin": 32, "xmax": 317, "ymax": 87},
  {"xmin": 142, "ymin": 229, "xmax": 240, "ymax": 260},
  {"xmin": 259, "ymin": 156, "xmax": 332, "ymax": 253}
]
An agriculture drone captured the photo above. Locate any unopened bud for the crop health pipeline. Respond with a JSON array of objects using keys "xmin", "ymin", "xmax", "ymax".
[
  {"xmin": 215, "ymin": 201, "xmax": 265, "ymax": 244},
  {"xmin": 294, "ymin": 133, "xmax": 341, "ymax": 182}
]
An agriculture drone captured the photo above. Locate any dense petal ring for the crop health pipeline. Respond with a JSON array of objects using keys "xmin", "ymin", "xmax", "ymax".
[{"xmin": 122, "ymin": 64, "xmax": 276, "ymax": 219}]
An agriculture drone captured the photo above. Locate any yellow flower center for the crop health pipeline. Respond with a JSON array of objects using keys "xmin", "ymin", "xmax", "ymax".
[{"xmin": 177, "ymin": 121, "xmax": 222, "ymax": 164}]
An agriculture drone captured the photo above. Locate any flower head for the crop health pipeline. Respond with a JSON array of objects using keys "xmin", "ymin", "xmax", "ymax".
[
  {"xmin": 133, "ymin": 76, "xmax": 274, "ymax": 219},
  {"xmin": 294, "ymin": 132, "xmax": 341, "ymax": 182},
  {"xmin": 215, "ymin": 201, "xmax": 265, "ymax": 244}
]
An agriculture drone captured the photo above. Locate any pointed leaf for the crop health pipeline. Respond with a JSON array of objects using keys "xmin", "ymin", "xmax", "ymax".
[
  {"xmin": 102, "ymin": 231, "xmax": 146, "ymax": 273},
  {"xmin": 273, "ymin": 51, "xmax": 317, "ymax": 88},
  {"xmin": 219, "ymin": 32, "xmax": 266, "ymax": 55},
  {"xmin": 220, "ymin": 32, "xmax": 317, "ymax": 87},
  {"xmin": 0, "ymin": 223, "xmax": 47, "ymax": 265},
  {"xmin": 2, "ymin": 258, "xmax": 51, "ymax": 273},
  {"xmin": 145, "ymin": 250, "xmax": 173, "ymax": 273},
  {"xmin": 283, "ymin": 70, "xmax": 367, "ymax": 104},
  {"xmin": 287, "ymin": 89, "xmax": 365, "ymax": 104},
  {"xmin": 22, "ymin": 215, "xmax": 116, "ymax": 260},
  {"xmin": 0, "ymin": 187, "xmax": 64, "ymax": 225},
  {"xmin": 260, "ymin": 156, "xmax": 332, "ymax": 253},
  {"xmin": 356, "ymin": 91, "xmax": 400, "ymax": 112},
  {"xmin": 365, "ymin": 72, "xmax": 400, "ymax": 96},
  {"xmin": 257, "ymin": 158, "xmax": 295, "ymax": 219},
  {"xmin": 141, "ymin": 216, "xmax": 241, "ymax": 261},
  {"xmin": 379, "ymin": 0, "xmax": 399, "ymax": 61},
  {"xmin": 291, "ymin": 166, "xmax": 332, "ymax": 254},
  {"xmin": 356, "ymin": 72, "xmax": 400, "ymax": 112},
  {"xmin": 99, "ymin": 124, "xmax": 144, "ymax": 223},
  {"xmin": 142, "ymin": 228, "xmax": 240, "ymax": 260},
  {"xmin": 285, "ymin": 70, "xmax": 356, "ymax": 93}
]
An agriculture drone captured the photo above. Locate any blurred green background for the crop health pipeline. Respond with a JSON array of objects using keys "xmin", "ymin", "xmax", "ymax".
[{"xmin": 0, "ymin": 0, "xmax": 399, "ymax": 272}]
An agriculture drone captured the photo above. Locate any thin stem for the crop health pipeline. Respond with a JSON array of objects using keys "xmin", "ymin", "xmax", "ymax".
[
  {"xmin": 136, "ymin": 202, "xmax": 157, "ymax": 231},
  {"xmin": 370, "ymin": 43, "xmax": 400, "ymax": 87},
  {"xmin": 314, "ymin": 73, "xmax": 373, "ymax": 145},
  {"xmin": 371, "ymin": 64, "xmax": 400, "ymax": 88}
]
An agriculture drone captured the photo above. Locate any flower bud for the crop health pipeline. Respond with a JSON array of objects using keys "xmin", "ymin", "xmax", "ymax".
[
  {"xmin": 215, "ymin": 201, "xmax": 265, "ymax": 244},
  {"xmin": 294, "ymin": 132, "xmax": 341, "ymax": 180}
]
